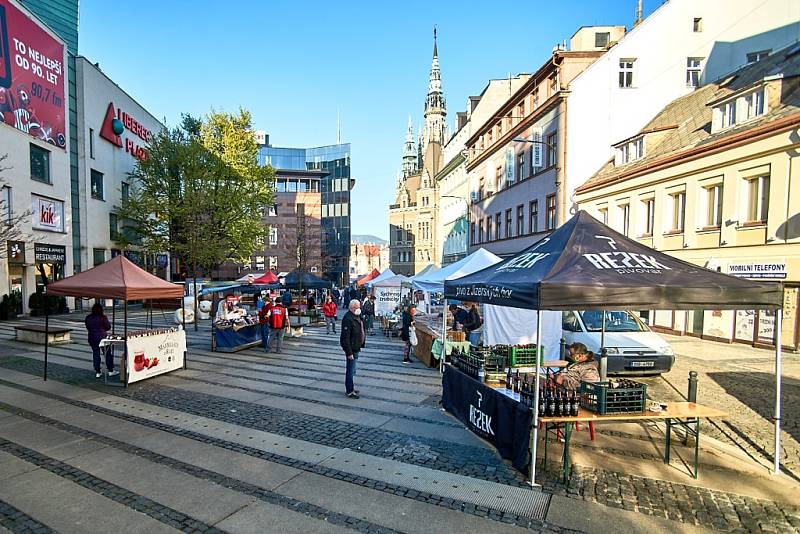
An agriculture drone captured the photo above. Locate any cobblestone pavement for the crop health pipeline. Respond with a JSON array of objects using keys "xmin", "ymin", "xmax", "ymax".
[
  {"xmin": 637, "ymin": 335, "xmax": 800, "ymax": 480},
  {"xmin": 0, "ymin": 312, "xmax": 798, "ymax": 533}
]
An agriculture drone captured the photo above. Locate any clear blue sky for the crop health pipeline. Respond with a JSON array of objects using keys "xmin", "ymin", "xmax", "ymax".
[{"xmin": 79, "ymin": 0, "xmax": 658, "ymax": 240}]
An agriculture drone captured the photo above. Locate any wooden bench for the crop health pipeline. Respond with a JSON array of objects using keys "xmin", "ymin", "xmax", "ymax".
[{"xmin": 15, "ymin": 324, "xmax": 73, "ymax": 345}]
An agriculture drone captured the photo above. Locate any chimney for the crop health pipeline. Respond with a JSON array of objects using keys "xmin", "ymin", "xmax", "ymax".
[{"xmin": 634, "ymin": 0, "xmax": 643, "ymax": 26}]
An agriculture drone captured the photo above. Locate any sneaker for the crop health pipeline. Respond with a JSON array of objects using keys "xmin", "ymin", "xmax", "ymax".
[
  {"xmin": 347, "ymin": 391, "xmax": 360, "ymax": 399},
  {"xmin": 402, "ymin": 359, "xmax": 412, "ymax": 364},
  {"xmin": 108, "ymin": 370, "xmax": 119, "ymax": 377},
  {"xmin": 95, "ymin": 372, "xmax": 102, "ymax": 378}
]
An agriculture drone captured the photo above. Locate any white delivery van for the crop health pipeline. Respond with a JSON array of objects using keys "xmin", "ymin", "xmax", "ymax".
[{"xmin": 561, "ymin": 310, "xmax": 674, "ymax": 375}]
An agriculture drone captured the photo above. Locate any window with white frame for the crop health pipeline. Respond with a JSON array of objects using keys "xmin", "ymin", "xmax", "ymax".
[
  {"xmin": 743, "ymin": 89, "xmax": 765, "ymax": 121},
  {"xmin": 269, "ymin": 227, "xmax": 278, "ymax": 245},
  {"xmin": 619, "ymin": 203, "xmax": 630, "ymax": 236},
  {"xmin": 705, "ymin": 184, "xmax": 723, "ymax": 227},
  {"xmin": 686, "ymin": 57, "xmax": 703, "ymax": 87},
  {"xmin": 670, "ymin": 192, "xmax": 686, "ymax": 232},
  {"xmin": 619, "ymin": 59, "xmax": 635, "ymax": 88},
  {"xmin": 712, "ymin": 87, "xmax": 766, "ymax": 132},
  {"xmin": 617, "ymin": 136, "xmax": 644, "ymax": 164},
  {"xmin": 641, "ymin": 198, "xmax": 655, "ymax": 236},
  {"xmin": 268, "ymin": 204, "xmax": 277, "ymax": 216},
  {"xmin": 745, "ymin": 174, "xmax": 769, "ymax": 223},
  {"xmin": 693, "ymin": 17, "xmax": 703, "ymax": 32},
  {"xmin": 746, "ymin": 50, "xmax": 771, "ymax": 64},
  {"xmin": 598, "ymin": 207, "xmax": 608, "ymax": 225},
  {"xmin": 269, "ymin": 256, "xmax": 278, "ymax": 269}
]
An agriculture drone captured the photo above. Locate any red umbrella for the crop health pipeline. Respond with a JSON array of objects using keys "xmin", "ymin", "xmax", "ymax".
[{"xmin": 252, "ymin": 271, "xmax": 279, "ymax": 284}]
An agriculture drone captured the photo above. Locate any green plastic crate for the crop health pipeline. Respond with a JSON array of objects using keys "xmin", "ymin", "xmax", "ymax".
[
  {"xmin": 509, "ymin": 345, "xmax": 543, "ymax": 367},
  {"xmin": 579, "ymin": 380, "xmax": 647, "ymax": 415}
]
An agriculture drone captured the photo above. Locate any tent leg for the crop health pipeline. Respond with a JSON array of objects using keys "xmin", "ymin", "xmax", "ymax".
[
  {"xmin": 531, "ymin": 308, "xmax": 542, "ymax": 488},
  {"xmin": 43, "ymin": 301, "xmax": 49, "ymax": 381},
  {"xmin": 600, "ymin": 311, "xmax": 608, "ymax": 382},
  {"xmin": 123, "ymin": 301, "xmax": 128, "ymax": 387},
  {"xmin": 774, "ymin": 309, "xmax": 783, "ymax": 474},
  {"xmin": 182, "ymin": 296, "xmax": 187, "ymax": 370},
  {"xmin": 440, "ymin": 296, "xmax": 447, "ymax": 373}
]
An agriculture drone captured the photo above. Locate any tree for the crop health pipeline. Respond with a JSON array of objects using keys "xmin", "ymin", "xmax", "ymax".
[
  {"xmin": 0, "ymin": 154, "xmax": 31, "ymax": 259},
  {"xmin": 116, "ymin": 109, "xmax": 274, "ymax": 280}
]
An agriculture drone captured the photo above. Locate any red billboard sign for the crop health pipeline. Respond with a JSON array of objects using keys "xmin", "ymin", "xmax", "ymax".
[{"xmin": 0, "ymin": 0, "xmax": 66, "ymax": 148}]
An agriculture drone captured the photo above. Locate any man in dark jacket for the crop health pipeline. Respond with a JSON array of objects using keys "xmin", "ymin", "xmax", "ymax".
[
  {"xmin": 85, "ymin": 303, "xmax": 115, "ymax": 378},
  {"xmin": 340, "ymin": 299, "xmax": 365, "ymax": 398},
  {"xmin": 362, "ymin": 295, "xmax": 376, "ymax": 335}
]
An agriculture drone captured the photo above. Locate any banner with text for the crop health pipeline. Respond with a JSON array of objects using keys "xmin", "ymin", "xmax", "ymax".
[
  {"xmin": 126, "ymin": 330, "xmax": 186, "ymax": 384},
  {"xmin": 375, "ymin": 286, "xmax": 401, "ymax": 315},
  {"xmin": 0, "ymin": 0, "xmax": 66, "ymax": 148}
]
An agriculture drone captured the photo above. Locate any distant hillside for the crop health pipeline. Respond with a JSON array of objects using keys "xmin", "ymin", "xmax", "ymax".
[{"xmin": 352, "ymin": 234, "xmax": 388, "ymax": 246}]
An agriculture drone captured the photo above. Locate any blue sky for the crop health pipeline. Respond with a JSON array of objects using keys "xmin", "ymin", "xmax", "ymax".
[{"xmin": 79, "ymin": 0, "xmax": 657, "ymax": 240}]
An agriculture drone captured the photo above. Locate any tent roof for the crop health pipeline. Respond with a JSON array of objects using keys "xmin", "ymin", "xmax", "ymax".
[
  {"xmin": 445, "ymin": 211, "xmax": 783, "ymax": 311},
  {"xmin": 252, "ymin": 271, "xmax": 279, "ymax": 284},
  {"xmin": 373, "ymin": 274, "xmax": 409, "ymax": 287},
  {"xmin": 367, "ymin": 268, "xmax": 396, "ymax": 286},
  {"xmin": 412, "ymin": 248, "xmax": 501, "ymax": 292},
  {"xmin": 356, "ymin": 268, "xmax": 381, "ymax": 286},
  {"xmin": 282, "ymin": 269, "xmax": 331, "ymax": 289},
  {"xmin": 236, "ymin": 272, "xmax": 263, "ymax": 282},
  {"xmin": 45, "ymin": 255, "xmax": 184, "ymax": 300}
]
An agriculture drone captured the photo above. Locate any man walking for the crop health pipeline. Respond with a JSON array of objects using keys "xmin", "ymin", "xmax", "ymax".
[
  {"xmin": 258, "ymin": 297, "xmax": 274, "ymax": 351},
  {"xmin": 340, "ymin": 299, "xmax": 365, "ymax": 399},
  {"xmin": 322, "ymin": 294, "xmax": 338, "ymax": 334},
  {"xmin": 268, "ymin": 299, "xmax": 289, "ymax": 353},
  {"xmin": 362, "ymin": 295, "xmax": 376, "ymax": 335}
]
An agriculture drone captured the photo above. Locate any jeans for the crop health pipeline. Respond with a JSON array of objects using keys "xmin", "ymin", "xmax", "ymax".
[
  {"xmin": 260, "ymin": 323, "xmax": 271, "ymax": 350},
  {"xmin": 345, "ymin": 350, "xmax": 359, "ymax": 393},
  {"xmin": 91, "ymin": 342, "xmax": 113, "ymax": 373},
  {"xmin": 270, "ymin": 327, "xmax": 285, "ymax": 352},
  {"xmin": 403, "ymin": 341, "xmax": 413, "ymax": 361},
  {"xmin": 325, "ymin": 316, "xmax": 336, "ymax": 333},
  {"xmin": 364, "ymin": 314, "xmax": 374, "ymax": 333}
]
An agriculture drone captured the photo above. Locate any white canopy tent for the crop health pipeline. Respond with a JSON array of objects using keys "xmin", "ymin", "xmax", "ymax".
[
  {"xmin": 373, "ymin": 274, "xmax": 409, "ymax": 315},
  {"xmin": 366, "ymin": 268, "xmax": 396, "ymax": 288},
  {"xmin": 412, "ymin": 248, "xmax": 501, "ymax": 293}
]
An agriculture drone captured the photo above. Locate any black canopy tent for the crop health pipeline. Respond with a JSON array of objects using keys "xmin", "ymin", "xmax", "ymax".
[
  {"xmin": 281, "ymin": 269, "xmax": 332, "ymax": 290},
  {"xmin": 444, "ymin": 211, "xmax": 785, "ymax": 485}
]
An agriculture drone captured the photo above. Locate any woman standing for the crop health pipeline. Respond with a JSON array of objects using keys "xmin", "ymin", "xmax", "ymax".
[
  {"xmin": 85, "ymin": 303, "xmax": 115, "ymax": 378},
  {"xmin": 401, "ymin": 304, "xmax": 415, "ymax": 364}
]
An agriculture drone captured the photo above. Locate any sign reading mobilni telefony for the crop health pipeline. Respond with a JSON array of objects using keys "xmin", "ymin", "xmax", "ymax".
[{"xmin": 34, "ymin": 243, "xmax": 66, "ymax": 264}]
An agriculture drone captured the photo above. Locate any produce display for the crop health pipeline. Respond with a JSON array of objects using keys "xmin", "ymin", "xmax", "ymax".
[{"xmin": 213, "ymin": 315, "xmax": 259, "ymax": 330}]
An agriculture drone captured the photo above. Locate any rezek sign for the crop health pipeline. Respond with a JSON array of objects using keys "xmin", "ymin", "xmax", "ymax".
[
  {"xmin": 469, "ymin": 391, "xmax": 495, "ymax": 436},
  {"xmin": 583, "ymin": 235, "xmax": 672, "ymax": 275},
  {"xmin": 99, "ymin": 102, "xmax": 152, "ymax": 161}
]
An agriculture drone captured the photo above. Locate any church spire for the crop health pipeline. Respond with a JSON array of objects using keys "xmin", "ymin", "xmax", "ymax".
[
  {"xmin": 401, "ymin": 116, "xmax": 418, "ymax": 178},
  {"xmin": 423, "ymin": 26, "xmax": 446, "ymax": 148}
]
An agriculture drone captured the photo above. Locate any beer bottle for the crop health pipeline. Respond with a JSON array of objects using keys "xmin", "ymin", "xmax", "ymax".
[
  {"xmin": 571, "ymin": 390, "xmax": 579, "ymax": 416},
  {"xmin": 539, "ymin": 387, "xmax": 546, "ymax": 416},
  {"xmin": 506, "ymin": 367, "xmax": 513, "ymax": 391},
  {"xmin": 546, "ymin": 387, "xmax": 555, "ymax": 416}
]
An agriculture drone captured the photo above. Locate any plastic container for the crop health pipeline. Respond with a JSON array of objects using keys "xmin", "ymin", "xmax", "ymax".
[
  {"xmin": 579, "ymin": 380, "xmax": 647, "ymax": 415},
  {"xmin": 509, "ymin": 345, "xmax": 543, "ymax": 367}
]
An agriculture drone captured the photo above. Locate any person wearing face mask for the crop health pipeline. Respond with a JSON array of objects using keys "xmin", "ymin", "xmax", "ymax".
[
  {"xmin": 340, "ymin": 299, "xmax": 366, "ymax": 398},
  {"xmin": 401, "ymin": 304, "xmax": 416, "ymax": 364},
  {"xmin": 322, "ymin": 295, "xmax": 338, "ymax": 334}
]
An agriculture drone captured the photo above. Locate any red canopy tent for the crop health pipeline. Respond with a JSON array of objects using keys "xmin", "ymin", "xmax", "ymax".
[
  {"xmin": 356, "ymin": 268, "xmax": 380, "ymax": 286},
  {"xmin": 43, "ymin": 256, "xmax": 185, "ymax": 384},
  {"xmin": 252, "ymin": 271, "xmax": 279, "ymax": 284}
]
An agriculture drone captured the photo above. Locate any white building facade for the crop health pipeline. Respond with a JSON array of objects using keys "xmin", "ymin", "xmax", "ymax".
[
  {"xmin": 0, "ymin": 0, "xmax": 71, "ymax": 314},
  {"xmin": 565, "ymin": 0, "xmax": 800, "ymax": 209},
  {"xmin": 75, "ymin": 57, "xmax": 164, "ymax": 275}
]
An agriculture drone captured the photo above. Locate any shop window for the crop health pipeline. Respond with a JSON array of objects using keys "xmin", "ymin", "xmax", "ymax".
[
  {"xmin": 30, "ymin": 144, "xmax": 51, "ymax": 184},
  {"xmin": 91, "ymin": 169, "xmax": 104, "ymax": 200}
]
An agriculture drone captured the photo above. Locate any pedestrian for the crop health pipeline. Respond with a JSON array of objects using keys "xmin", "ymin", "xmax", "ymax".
[
  {"xmin": 255, "ymin": 293, "xmax": 264, "ymax": 311},
  {"xmin": 332, "ymin": 287, "xmax": 341, "ymax": 306},
  {"xmin": 362, "ymin": 295, "xmax": 376, "ymax": 335},
  {"xmin": 85, "ymin": 303, "xmax": 116, "ymax": 378},
  {"xmin": 281, "ymin": 290, "xmax": 292, "ymax": 308},
  {"xmin": 322, "ymin": 294, "xmax": 338, "ymax": 334},
  {"xmin": 306, "ymin": 291, "xmax": 316, "ymax": 310},
  {"xmin": 258, "ymin": 297, "xmax": 274, "ymax": 351},
  {"xmin": 401, "ymin": 304, "xmax": 416, "ymax": 364},
  {"xmin": 449, "ymin": 304, "xmax": 469, "ymax": 331},
  {"xmin": 268, "ymin": 299, "xmax": 289, "ymax": 353},
  {"xmin": 340, "ymin": 299, "xmax": 366, "ymax": 399},
  {"xmin": 463, "ymin": 303, "xmax": 482, "ymax": 337}
]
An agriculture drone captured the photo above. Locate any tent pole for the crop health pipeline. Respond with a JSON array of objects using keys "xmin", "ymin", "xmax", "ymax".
[
  {"xmin": 531, "ymin": 308, "xmax": 542, "ymax": 488},
  {"xmin": 440, "ymin": 293, "xmax": 447, "ymax": 373},
  {"xmin": 774, "ymin": 309, "xmax": 783, "ymax": 474},
  {"xmin": 43, "ymin": 297, "xmax": 49, "ymax": 381},
  {"xmin": 123, "ymin": 300, "xmax": 128, "ymax": 387},
  {"xmin": 600, "ymin": 310, "xmax": 607, "ymax": 381}
]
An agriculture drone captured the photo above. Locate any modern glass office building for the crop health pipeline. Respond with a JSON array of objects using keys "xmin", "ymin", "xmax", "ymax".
[{"xmin": 259, "ymin": 142, "xmax": 352, "ymax": 286}]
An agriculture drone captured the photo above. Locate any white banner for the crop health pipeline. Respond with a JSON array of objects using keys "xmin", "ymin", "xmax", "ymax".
[
  {"xmin": 375, "ymin": 287, "xmax": 402, "ymax": 315},
  {"xmin": 126, "ymin": 330, "xmax": 186, "ymax": 384},
  {"xmin": 530, "ymin": 127, "xmax": 543, "ymax": 169}
]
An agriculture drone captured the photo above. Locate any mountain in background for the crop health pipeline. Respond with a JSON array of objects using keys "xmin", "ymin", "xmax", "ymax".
[{"xmin": 352, "ymin": 234, "xmax": 388, "ymax": 246}]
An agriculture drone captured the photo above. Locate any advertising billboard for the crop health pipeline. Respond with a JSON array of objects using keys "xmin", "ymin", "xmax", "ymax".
[
  {"xmin": 0, "ymin": 0, "xmax": 66, "ymax": 148},
  {"xmin": 32, "ymin": 194, "xmax": 64, "ymax": 232}
]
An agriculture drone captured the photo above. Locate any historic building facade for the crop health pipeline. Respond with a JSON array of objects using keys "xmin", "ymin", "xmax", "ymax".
[{"xmin": 389, "ymin": 31, "xmax": 446, "ymax": 276}]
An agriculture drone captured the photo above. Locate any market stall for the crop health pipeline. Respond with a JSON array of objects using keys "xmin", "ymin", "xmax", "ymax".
[
  {"xmin": 44, "ymin": 256, "xmax": 186, "ymax": 386},
  {"xmin": 372, "ymin": 274, "xmax": 408, "ymax": 315},
  {"xmin": 444, "ymin": 210, "xmax": 784, "ymax": 485},
  {"xmin": 203, "ymin": 283, "xmax": 278, "ymax": 352}
]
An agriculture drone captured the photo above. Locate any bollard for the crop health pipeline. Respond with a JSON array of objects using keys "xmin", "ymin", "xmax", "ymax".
[
  {"xmin": 599, "ymin": 348, "xmax": 608, "ymax": 382},
  {"xmin": 688, "ymin": 371, "xmax": 698, "ymax": 403},
  {"xmin": 560, "ymin": 338, "xmax": 567, "ymax": 359}
]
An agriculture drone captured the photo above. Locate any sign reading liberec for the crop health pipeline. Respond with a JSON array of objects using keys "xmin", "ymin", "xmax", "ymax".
[
  {"xmin": 100, "ymin": 101, "xmax": 152, "ymax": 161},
  {"xmin": 0, "ymin": 0, "xmax": 66, "ymax": 148}
]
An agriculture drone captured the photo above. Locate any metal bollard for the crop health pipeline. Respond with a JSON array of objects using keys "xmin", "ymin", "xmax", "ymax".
[
  {"xmin": 599, "ymin": 348, "xmax": 608, "ymax": 381},
  {"xmin": 688, "ymin": 371, "xmax": 698, "ymax": 403}
]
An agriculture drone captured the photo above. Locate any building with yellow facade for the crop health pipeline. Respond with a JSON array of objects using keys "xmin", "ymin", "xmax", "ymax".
[{"xmin": 575, "ymin": 44, "xmax": 800, "ymax": 349}]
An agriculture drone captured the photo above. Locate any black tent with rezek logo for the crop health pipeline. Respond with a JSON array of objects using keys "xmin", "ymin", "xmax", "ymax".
[
  {"xmin": 443, "ymin": 210, "xmax": 786, "ymax": 487},
  {"xmin": 444, "ymin": 210, "xmax": 782, "ymax": 310}
]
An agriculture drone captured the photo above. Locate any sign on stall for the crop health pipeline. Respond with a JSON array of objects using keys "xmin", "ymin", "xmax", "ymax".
[
  {"xmin": 126, "ymin": 329, "xmax": 186, "ymax": 384},
  {"xmin": 375, "ymin": 286, "xmax": 401, "ymax": 315}
]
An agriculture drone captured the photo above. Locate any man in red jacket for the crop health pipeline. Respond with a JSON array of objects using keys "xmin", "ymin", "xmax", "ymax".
[
  {"xmin": 268, "ymin": 300, "xmax": 289, "ymax": 353},
  {"xmin": 258, "ymin": 297, "xmax": 274, "ymax": 352},
  {"xmin": 322, "ymin": 295, "xmax": 338, "ymax": 334}
]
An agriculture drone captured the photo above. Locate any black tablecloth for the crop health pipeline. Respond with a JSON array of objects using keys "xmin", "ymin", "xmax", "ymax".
[{"xmin": 442, "ymin": 364, "xmax": 532, "ymax": 472}]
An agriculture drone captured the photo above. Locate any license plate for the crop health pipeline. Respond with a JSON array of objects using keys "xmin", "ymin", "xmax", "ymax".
[{"xmin": 630, "ymin": 361, "xmax": 655, "ymax": 368}]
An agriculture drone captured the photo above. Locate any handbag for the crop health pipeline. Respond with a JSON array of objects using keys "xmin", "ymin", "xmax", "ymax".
[{"xmin": 409, "ymin": 327, "xmax": 418, "ymax": 347}]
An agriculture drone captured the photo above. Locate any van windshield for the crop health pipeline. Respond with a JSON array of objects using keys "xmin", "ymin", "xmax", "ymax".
[{"xmin": 578, "ymin": 311, "xmax": 649, "ymax": 332}]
